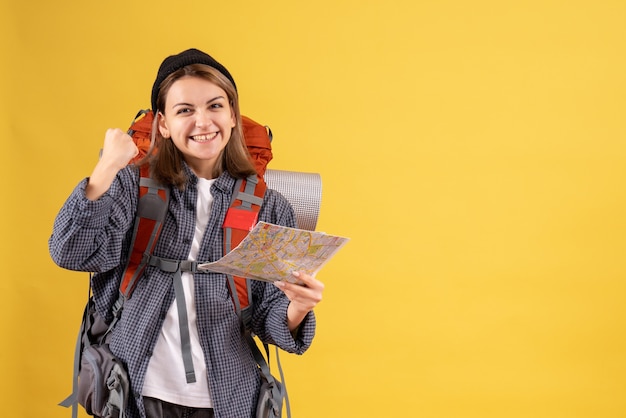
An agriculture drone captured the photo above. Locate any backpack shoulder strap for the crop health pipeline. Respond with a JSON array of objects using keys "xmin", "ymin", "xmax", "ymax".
[
  {"xmin": 119, "ymin": 110, "xmax": 169, "ymax": 300},
  {"xmin": 223, "ymin": 173, "xmax": 266, "ymax": 328},
  {"xmin": 119, "ymin": 164, "xmax": 169, "ymax": 300},
  {"xmin": 223, "ymin": 175, "xmax": 292, "ymax": 418}
]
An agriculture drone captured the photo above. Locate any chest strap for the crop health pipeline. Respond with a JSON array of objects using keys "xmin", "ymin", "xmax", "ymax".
[{"xmin": 147, "ymin": 256, "xmax": 199, "ymax": 273}]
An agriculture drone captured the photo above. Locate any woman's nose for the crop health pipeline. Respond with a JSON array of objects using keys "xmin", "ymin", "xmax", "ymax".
[{"xmin": 195, "ymin": 110, "xmax": 212, "ymax": 128}]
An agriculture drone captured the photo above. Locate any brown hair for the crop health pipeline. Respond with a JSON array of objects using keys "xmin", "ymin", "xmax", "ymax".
[{"xmin": 143, "ymin": 64, "xmax": 256, "ymax": 188}]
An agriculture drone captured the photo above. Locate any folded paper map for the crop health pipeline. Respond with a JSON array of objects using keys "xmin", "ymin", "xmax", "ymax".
[{"xmin": 198, "ymin": 221, "xmax": 349, "ymax": 283}]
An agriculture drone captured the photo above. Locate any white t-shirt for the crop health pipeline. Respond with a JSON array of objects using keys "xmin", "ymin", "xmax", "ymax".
[{"xmin": 142, "ymin": 177, "xmax": 215, "ymax": 407}]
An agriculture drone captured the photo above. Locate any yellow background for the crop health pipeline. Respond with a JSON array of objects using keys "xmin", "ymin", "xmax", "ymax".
[{"xmin": 2, "ymin": 0, "xmax": 626, "ymax": 417}]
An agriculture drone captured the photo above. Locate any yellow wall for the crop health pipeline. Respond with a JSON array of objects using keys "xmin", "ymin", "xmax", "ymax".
[{"xmin": 2, "ymin": 0, "xmax": 626, "ymax": 417}]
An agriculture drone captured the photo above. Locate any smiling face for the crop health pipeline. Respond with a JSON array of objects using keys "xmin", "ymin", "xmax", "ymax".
[{"xmin": 157, "ymin": 75, "xmax": 236, "ymax": 179}]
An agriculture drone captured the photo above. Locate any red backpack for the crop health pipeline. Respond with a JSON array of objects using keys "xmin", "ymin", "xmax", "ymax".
[
  {"xmin": 120, "ymin": 110, "xmax": 288, "ymax": 416},
  {"xmin": 60, "ymin": 110, "xmax": 289, "ymax": 418}
]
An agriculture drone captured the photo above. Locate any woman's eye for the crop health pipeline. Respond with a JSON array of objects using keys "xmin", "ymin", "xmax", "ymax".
[{"xmin": 176, "ymin": 108, "xmax": 192, "ymax": 115}]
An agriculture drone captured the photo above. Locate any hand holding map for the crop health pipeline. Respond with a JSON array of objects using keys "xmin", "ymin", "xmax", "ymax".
[{"xmin": 198, "ymin": 222, "xmax": 349, "ymax": 283}]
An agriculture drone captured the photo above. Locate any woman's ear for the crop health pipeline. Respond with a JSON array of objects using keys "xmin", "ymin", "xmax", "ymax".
[{"xmin": 157, "ymin": 112, "xmax": 170, "ymax": 139}]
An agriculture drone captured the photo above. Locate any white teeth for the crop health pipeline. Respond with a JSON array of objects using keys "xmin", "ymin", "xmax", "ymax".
[{"xmin": 191, "ymin": 133, "xmax": 217, "ymax": 142}]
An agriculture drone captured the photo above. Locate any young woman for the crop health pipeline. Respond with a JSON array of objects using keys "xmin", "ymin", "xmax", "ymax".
[{"xmin": 49, "ymin": 48, "xmax": 323, "ymax": 418}]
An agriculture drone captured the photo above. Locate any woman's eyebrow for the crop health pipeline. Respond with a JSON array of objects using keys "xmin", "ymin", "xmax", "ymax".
[
  {"xmin": 172, "ymin": 102, "xmax": 193, "ymax": 108},
  {"xmin": 172, "ymin": 96, "xmax": 226, "ymax": 108},
  {"xmin": 206, "ymin": 96, "xmax": 226, "ymax": 104}
]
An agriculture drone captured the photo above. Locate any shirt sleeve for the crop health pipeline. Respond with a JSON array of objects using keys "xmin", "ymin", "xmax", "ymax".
[{"xmin": 48, "ymin": 166, "xmax": 139, "ymax": 273}]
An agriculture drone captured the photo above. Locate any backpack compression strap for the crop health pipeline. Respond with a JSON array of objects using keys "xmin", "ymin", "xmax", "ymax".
[{"xmin": 223, "ymin": 174, "xmax": 266, "ymax": 328}]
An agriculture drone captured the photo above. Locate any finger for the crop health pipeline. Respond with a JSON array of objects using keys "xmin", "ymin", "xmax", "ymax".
[
  {"xmin": 293, "ymin": 271, "xmax": 324, "ymax": 291},
  {"xmin": 274, "ymin": 281, "xmax": 321, "ymax": 309},
  {"xmin": 273, "ymin": 278, "xmax": 310, "ymax": 297}
]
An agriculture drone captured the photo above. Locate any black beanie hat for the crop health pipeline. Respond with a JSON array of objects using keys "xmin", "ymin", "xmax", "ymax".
[{"xmin": 151, "ymin": 48, "xmax": 236, "ymax": 112}]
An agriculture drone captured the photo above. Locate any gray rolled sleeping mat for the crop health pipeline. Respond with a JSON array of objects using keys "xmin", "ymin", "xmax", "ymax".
[{"xmin": 264, "ymin": 169, "xmax": 322, "ymax": 231}]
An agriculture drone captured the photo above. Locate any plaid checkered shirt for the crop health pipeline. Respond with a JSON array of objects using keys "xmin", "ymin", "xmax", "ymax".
[{"xmin": 49, "ymin": 164, "xmax": 316, "ymax": 418}]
